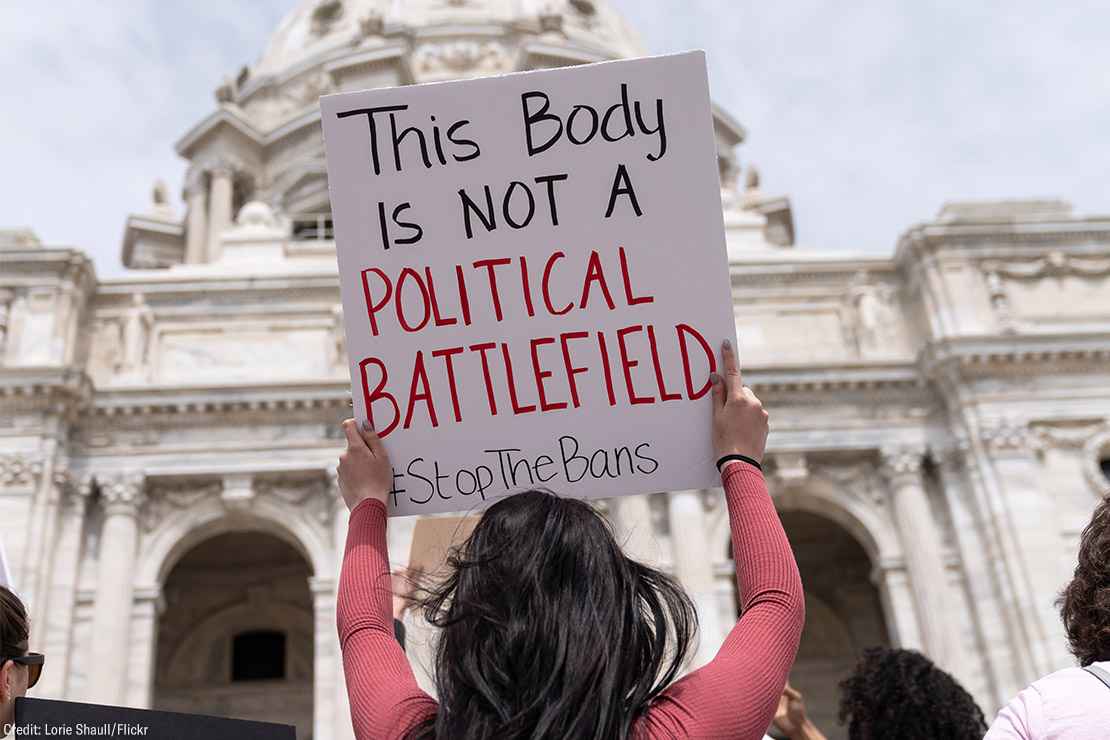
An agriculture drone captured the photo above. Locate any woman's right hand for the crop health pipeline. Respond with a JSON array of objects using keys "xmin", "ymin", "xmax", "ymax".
[{"xmin": 710, "ymin": 339, "xmax": 769, "ymax": 463}]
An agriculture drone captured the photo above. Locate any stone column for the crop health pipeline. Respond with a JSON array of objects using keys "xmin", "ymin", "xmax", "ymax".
[
  {"xmin": 125, "ymin": 586, "xmax": 163, "ymax": 708},
  {"xmin": 873, "ymin": 561, "xmax": 924, "ymax": 651},
  {"xmin": 183, "ymin": 172, "xmax": 208, "ymax": 264},
  {"xmin": 329, "ymin": 474, "xmax": 356, "ymax": 740},
  {"xmin": 311, "ymin": 577, "xmax": 339, "ymax": 740},
  {"xmin": 22, "ymin": 441, "xmax": 65, "ymax": 638},
  {"xmin": 881, "ymin": 447, "xmax": 961, "ymax": 671},
  {"xmin": 611, "ymin": 494, "xmax": 659, "ymax": 564},
  {"xmin": 87, "ymin": 472, "xmax": 145, "ymax": 705},
  {"xmin": 667, "ymin": 489, "xmax": 724, "ymax": 667},
  {"xmin": 206, "ymin": 164, "xmax": 234, "ymax": 262},
  {"xmin": 37, "ymin": 477, "xmax": 91, "ymax": 699},
  {"xmin": 0, "ymin": 288, "xmax": 15, "ymax": 359}
]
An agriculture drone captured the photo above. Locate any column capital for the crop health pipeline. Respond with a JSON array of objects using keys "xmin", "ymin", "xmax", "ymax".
[
  {"xmin": 879, "ymin": 446, "xmax": 925, "ymax": 487},
  {"xmin": 99, "ymin": 471, "xmax": 146, "ymax": 517}
]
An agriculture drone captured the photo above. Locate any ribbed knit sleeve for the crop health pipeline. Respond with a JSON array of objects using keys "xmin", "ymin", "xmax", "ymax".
[
  {"xmin": 634, "ymin": 462, "xmax": 805, "ymax": 739},
  {"xmin": 337, "ymin": 498, "xmax": 437, "ymax": 738},
  {"xmin": 337, "ymin": 462, "xmax": 803, "ymax": 739}
]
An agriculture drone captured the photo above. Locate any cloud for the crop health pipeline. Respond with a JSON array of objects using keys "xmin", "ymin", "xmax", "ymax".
[{"xmin": 1, "ymin": 1, "xmax": 1106, "ymax": 276}]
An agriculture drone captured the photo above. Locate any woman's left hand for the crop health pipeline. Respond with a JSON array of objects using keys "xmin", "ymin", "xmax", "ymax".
[{"xmin": 337, "ymin": 419, "xmax": 393, "ymax": 511}]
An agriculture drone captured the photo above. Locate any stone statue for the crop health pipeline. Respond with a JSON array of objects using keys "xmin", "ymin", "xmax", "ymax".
[{"xmin": 121, "ymin": 294, "xmax": 154, "ymax": 377}]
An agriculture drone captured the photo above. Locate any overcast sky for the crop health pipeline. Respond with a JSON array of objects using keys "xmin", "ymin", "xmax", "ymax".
[{"xmin": 2, "ymin": 1, "xmax": 1106, "ymax": 277}]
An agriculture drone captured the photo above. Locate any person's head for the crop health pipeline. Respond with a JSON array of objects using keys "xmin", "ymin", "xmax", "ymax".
[
  {"xmin": 1, "ymin": 586, "xmax": 41, "ymax": 728},
  {"xmin": 409, "ymin": 489, "xmax": 696, "ymax": 740},
  {"xmin": 838, "ymin": 647, "xmax": 986, "ymax": 740},
  {"xmin": 1058, "ymin": 495, "xmax": 1110, "ymax": 666}
]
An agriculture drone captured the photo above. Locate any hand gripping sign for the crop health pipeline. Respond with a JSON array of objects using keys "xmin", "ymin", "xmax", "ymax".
[{"xmin": 321, "ymin": 52, "xmax": 736, "ymax": 516}]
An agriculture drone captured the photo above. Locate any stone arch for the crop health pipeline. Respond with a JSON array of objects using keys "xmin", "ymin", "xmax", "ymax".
[
  {"xmin": 711, "ymin": 473, "xmax": 896, "ymax": 740},
  {"xmin": 135, "ymin": 495, "xmax": 332, "ymax": 590},
  {"xmin": 152, "ymin": 529, "xmax": 316, "ymax": 739},
  {"xmin": 775, "ymin": 475, "xmax": 901, "ymax": 564}
]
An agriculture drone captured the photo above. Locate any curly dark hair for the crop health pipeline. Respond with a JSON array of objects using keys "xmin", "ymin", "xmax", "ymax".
[
  {"xmin": 1058, "ymin": 495, "xmax": 1110, "ymax": 666},
  {"xmin": 838, "ymin": 647, "xmax": 986, "ymax": 740}
]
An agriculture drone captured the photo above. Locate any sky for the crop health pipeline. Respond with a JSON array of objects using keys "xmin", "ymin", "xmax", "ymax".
[{"xmin": 2, "ymin": 1, "xmax": 1107, "ymax": 277}]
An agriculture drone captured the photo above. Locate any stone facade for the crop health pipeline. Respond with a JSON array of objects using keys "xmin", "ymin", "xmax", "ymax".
[{"xmin": 2, "ymin": 2, "xmax": 1109, "ymax": 738}]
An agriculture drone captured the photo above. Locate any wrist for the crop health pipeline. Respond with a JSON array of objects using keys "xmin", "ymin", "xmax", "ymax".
[{"xmin": 716, "ymin": 453, "xmax": 762, "ymax": 473}]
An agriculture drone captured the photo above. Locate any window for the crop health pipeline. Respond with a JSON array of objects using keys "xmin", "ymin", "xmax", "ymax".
[
  {"xmin": 231, "ymin": 630, "xmax": 286, "ymax": 682},
  {"xmin": 291, "ymin": 213, "xmax": 334, "ymax": 241}
]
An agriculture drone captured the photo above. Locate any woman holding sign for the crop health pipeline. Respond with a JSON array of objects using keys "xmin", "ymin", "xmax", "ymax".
[{"xmin": 336, "ymin": 340, "xmax": 804, "ymax": 739}]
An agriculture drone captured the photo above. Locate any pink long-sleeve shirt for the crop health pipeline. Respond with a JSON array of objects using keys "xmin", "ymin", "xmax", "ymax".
[{"xmin": 337, "ymin": 462, "xmax": 804, "ymax": 739}]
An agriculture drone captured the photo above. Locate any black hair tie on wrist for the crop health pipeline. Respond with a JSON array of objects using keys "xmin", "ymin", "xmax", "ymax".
[{"xmin": 716, "ymin": 454, "xmax": 762, "ymax": 473}]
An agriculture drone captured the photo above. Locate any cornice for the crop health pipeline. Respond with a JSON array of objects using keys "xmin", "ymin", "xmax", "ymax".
[
  {"xmin": 744, "ymin": 362, "xmax": 924, "ymax": 394},
  {"xmin": 84, "ymin": 380, "xmax": 350, "ymax": 418},
  {"xmin": 0, "ymin": 367, "xmax": 93, "ymax": 411},
  {"xmin": 896, "ymin": 218, "xmax": 1110, "ymax": 264},
  {"xmin": 0, "ymin": 248, "xmax": 97, "ymax": 288},
  {"xmin": 922, "ymin": 333, "xmax": 1110, "ymax": 375}
]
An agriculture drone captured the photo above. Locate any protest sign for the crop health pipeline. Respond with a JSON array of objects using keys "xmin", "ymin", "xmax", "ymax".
[
  {"xmin": 322, "ymin": 52, "xmax": 735, "ymax": 516},
  {"xmin": 408, "ymin": 515, "xmax": 480, "ymax": 580},
  {"xmin": 15, "ymin": 697, "xmax": 296, "ymax": 740}
]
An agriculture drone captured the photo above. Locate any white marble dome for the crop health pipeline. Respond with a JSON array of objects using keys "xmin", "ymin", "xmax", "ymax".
[{"xmin": 253, "ymin": 0, "xmax": 644, "ymax": 79}]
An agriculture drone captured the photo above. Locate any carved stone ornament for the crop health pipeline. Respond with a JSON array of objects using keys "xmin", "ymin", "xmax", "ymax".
[
  {"xmin": 812, "ymin": 460, "xmax": 885, "ymax": 509},
  {"xmin": 413, "ymin": 41, "xmax": 509, "ymax": 77},
  {"xmin": 0, "ymin": 454, "xmax": 44, "ymax": 489},
  {"xmin": 981, "ymin": 251, "xmax": 1110, "ymax": 280},
  {"xmin": 979, "ymin": 420, "xmax": 1039, "ymax": 456},
  {"xmin": 879, "ymin": 447, "xmax": 924, "ymax": 488},
  {"xmin": 357, "ymin": 10, "xmax": 384, "ymax": 39},
  {"xmin": 255, "ymin": 476, "xmax": 335, "ymax": 524},
  {"xmin": 141, "ymin": 480, "xmax": 223, "ymax": 532},
  {"xmin": 99, "ymin": 471, "xmax": 147, "ymax": 516}
]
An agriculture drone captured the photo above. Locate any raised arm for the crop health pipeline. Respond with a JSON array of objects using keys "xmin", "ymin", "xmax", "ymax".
[
  {"xmin": 336, "ymin": 419, "xmax": 437, "ymax": 739},
  {"xmin": 638, "ymin": 340, "xmax": 805, "ymax": 739}
]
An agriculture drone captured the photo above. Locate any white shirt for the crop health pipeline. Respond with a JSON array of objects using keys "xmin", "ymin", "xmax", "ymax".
[{"xmin": 985, "ymin": 661, "xmax": 1110, "ymax": 739}]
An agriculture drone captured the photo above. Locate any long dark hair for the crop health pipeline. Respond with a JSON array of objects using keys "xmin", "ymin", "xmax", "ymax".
[{"xmin": 408, "ymin": 490, "xmax": 697, "ymax": 740}]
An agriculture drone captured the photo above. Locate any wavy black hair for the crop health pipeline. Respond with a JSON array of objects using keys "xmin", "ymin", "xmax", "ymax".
[
  {"xmin": 407, "ymin": 489, "xmax": 697, "ymax": 740},
  {"xmin": 838, "ymin": 647, "xmax": 986, "ymax": 740},
  {"xmin": 1058, "ymin": 495, "xmax": 1110, "ymax": 666}
]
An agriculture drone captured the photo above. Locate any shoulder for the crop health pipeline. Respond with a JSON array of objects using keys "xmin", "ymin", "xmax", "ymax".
[{"xmin": 990, "ymin": 662, "xmax": 1110, "ymax": 737}]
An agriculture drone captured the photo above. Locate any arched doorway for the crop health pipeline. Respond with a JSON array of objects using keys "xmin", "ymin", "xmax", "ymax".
[
  {"xmin": 152, "ymin": 531, "xmax": 315, "ymax": 739},
  {"xmin": 781, "ymin": 510, "xmax": 890, "ymax": 740}
]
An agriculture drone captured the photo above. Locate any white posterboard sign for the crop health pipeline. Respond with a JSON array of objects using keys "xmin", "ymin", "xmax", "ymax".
[{"xmin": 322, "ymin": 52, "xmax": 735, "ymax": 516}]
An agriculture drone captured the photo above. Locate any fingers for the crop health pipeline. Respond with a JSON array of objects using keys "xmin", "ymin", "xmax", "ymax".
[
  {"xmin": 710, "ymin": 372, "xmax": 724, "ymax": 407},
  {"xmin": 342, "ymin": 418, "xmax": 369, "ymax": 451},
  {"xmin": 720, "ymin": 338, "xmax": 742, "ymax": 394},
  {"xmin": 358, "ymin": 418, "xmax": 385, "ymax": 457},
  {"xmin": 783, "ymin": 684, "xmax": 802, "ymax": 701}
]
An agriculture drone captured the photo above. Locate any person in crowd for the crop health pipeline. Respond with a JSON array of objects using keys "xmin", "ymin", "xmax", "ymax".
[
  {"xmin": 334, "ymin": 340, "xmax": 804, "ymax": 739},
  {"xmin": 1, "ymin": 586, "xmax": 43, "ymax": 733},
  {"xmin": 985, "ymin": 495, "xmax": 1110, "ymax": 738},
  {"xmin": 838, "ymin": 647, "xmax": 987, "ymax": 739}
]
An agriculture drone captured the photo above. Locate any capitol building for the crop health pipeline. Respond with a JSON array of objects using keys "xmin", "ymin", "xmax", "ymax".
[{"xmin": 2, "ymin": 1, "xmax": 1109, "ymax": 738}]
